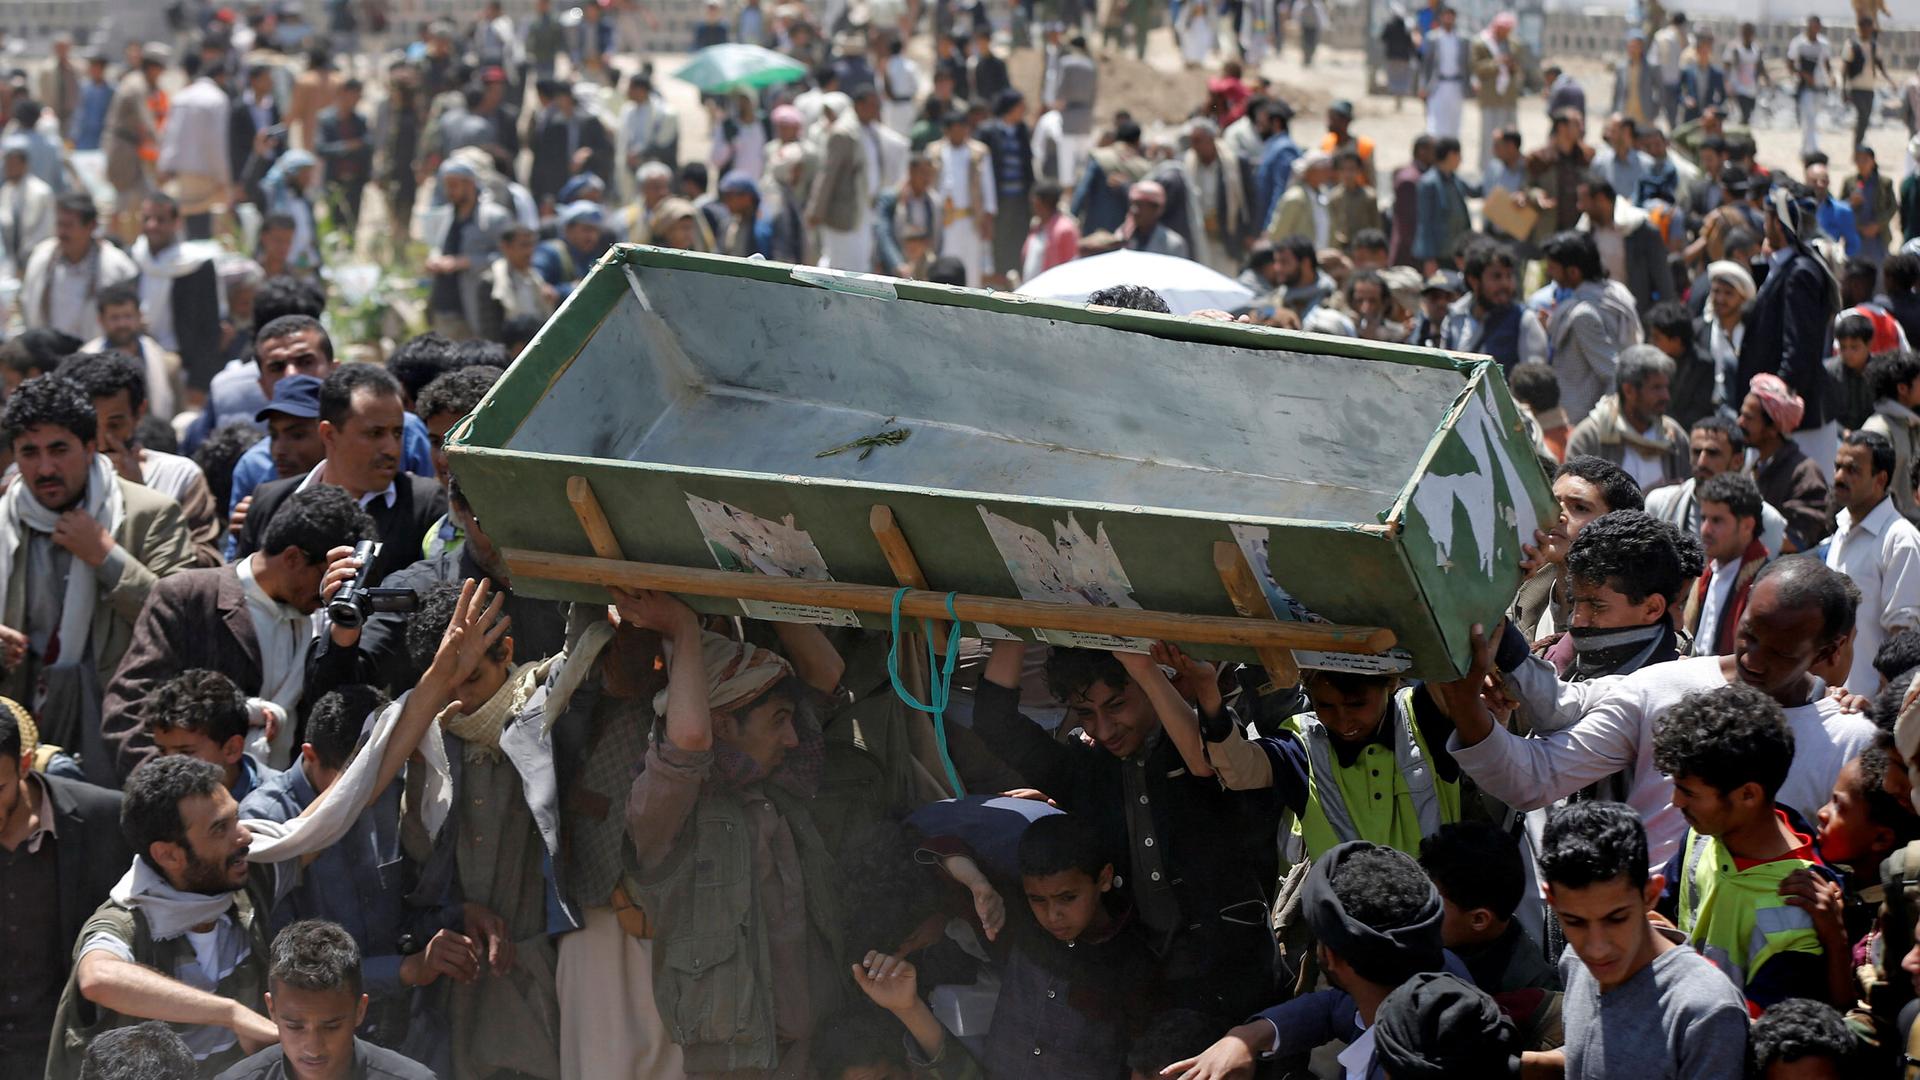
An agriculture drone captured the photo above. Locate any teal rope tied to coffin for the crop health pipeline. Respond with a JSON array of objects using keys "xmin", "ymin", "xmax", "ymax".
[{"xmin": 886, "ymin": 587, "xmax": 966, "ymax": 796}]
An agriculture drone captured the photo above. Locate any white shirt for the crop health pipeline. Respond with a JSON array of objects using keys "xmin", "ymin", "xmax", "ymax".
[
  {"xmin": 1724, "ymin": 40, "xmax": 1763, "ymax": 97},
  {"xmin": 860, "ymin": 122, "xmax": 883, "ymax": 201},
  {"xmin": 1825, "ymin": 496, "xmax": 1920, "ymax": 695},
  {"xmin": 620, "ymin": 100, "xmax": 655, "ymax": 154},
  {"xmin": 1620, "ymin": 422, "xmax": 1669, "ymax": 492},
  {"xmin": 156, "ymin": 77, "xmax": 232, "ymax": 183},
  {"xmin": 297, "ymin": 460, "xmax": 398, "ymax": 510},
  {"xmin": 1431, "ymin": 29, "xmax": 1463, "ymax": 78},
  {"xmin": 1336, "ymin": 1022, "xmax": 1376, "ymax": 1080},
  {"xmin": 938, "ymin": 141, "xmax": 996, "ymax": 217},
  {"xmin": 1653, "ymin": 26, "xmax": 1689, "ymax": 82},
  {"xmin": 1032, "ymin": 110, "xmax": 1064, "ymax": 180},
  {"xmin": 83, "ymin": 912, "xmax": 251, "ymax": 1061},
  {"xmin": 1693, "ymin": 557, "xmax": 1743, "ymax": 656},
  {"xmin": 1787, "ymin": 34, "xmax": 1831, "ymax": 91},
  {"xmin": 1452, "ymin": 654, "xmax": 1876, "ymax": 871}
]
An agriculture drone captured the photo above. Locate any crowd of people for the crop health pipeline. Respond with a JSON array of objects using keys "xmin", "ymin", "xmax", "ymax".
[{"xmin": 5, "ymin": 1, "xmax": 1920, "ymax": 1079}]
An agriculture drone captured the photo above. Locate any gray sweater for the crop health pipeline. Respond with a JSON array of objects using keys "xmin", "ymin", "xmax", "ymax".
[{"xmin": 1558, "ymin": 927, "xmax": 1748, "ymax": 1079}]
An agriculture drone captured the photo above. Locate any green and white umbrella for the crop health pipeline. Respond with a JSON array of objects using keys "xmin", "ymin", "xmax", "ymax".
[{"xmin": 672, "ymin": 44, "xmax": 808, "ymax": 94}]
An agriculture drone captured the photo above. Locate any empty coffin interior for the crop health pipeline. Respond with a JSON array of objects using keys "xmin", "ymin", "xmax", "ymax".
[{"xmin": 497, "ymin": 261, "xmax": 1471, "ymax": 527}]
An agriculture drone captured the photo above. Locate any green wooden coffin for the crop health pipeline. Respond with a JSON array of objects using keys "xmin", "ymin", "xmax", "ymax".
[{"xmin": 446, "ymin": 245, "xmax": 1556, "ymax": 680}]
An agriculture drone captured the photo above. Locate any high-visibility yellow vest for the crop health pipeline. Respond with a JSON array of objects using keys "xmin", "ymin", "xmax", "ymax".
[
  {"xmin": 1294, "ymin": 687, "xmax": 1462, "ymax": 861},
  {"xmin": 1674, "ymin": 827, "xmax": 1824, "ymax": 995}
]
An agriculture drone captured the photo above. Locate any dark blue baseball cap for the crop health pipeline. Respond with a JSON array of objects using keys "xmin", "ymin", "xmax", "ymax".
[{"xmin": 256, "ymin": 374, "xmax": 324, "ymax": 422}]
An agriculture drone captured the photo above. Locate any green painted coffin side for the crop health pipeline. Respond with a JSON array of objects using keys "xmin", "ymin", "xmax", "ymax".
[{"xmin": 447, "ymin": 245, "xmax": 1557, "ymax": 679}]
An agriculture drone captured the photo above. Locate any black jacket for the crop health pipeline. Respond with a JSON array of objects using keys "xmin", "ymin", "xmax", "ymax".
[
  {"xmin": 971, "ymin": 680, "xmax": 1282, "ymax": 1020},
  {"xmin": 315, "ymin": 106, "xmax": 373, "ymax": 186},
  {"xmin": 170, "ymin": 259, "xmax": 226, "ymax": 392},
  {"xmin": 44, "ymin": 775, "xmax": 131, "ymax": 976},
  {"xmin": 527, "ymin": 108, "xmax": 613, "ymax": 207},
  {"xmin": 234, "ymin": 473, "xmax": 447, "ymax": 587},
  {"xmin": 1738, "ymin": 248, "xmax": 1838, "ymax": 431},
  {"xmin": 307, "ymin": 543, "xmax": 570, "ymax": 698},
  {"xmin": 229, "ymin": 97, "xmax": 280, "ymax": 196},
  {"xmin": 1670, "ymin": 321, "xmax": 1720, "ymax": 430}
]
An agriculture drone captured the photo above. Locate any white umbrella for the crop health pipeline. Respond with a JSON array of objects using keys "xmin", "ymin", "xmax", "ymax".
[{"xmin": 1016, "ymin": 250, "xmax": 1255, "ymax": 316}]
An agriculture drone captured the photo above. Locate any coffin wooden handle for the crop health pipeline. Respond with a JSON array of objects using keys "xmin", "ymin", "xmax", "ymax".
[
  {"xmin": 1212, "ymin": 541, "xmax": 1304, "ymax": 688},
  {"xmin": 567, "ymin": 476, "xmax": 626, "ymax": 561},
  {"xmin": 869, "ymin": 505, "xmax": 950, "ymax": 653},
  {"xmin": 504, "ymin": 548, "xmax": 1397, "ymax": 654}
]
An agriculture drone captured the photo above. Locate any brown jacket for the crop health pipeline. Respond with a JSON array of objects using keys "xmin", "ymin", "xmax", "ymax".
[
  {"xmin": 1, "ymin": 476, "xmax": 194, "ymax": 769},
  {"xmin": 104, "ymin": 73, "xmax": 157, "ymax": 195},
  {"xmin": 100, "ymin": 564, "xmax": 267, "ymax": 785}
]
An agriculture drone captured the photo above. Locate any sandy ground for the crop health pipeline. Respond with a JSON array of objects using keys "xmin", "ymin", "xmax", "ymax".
[{"xmin": 649, "ymin": 27, "xmax": 1911, "ymax": 238}]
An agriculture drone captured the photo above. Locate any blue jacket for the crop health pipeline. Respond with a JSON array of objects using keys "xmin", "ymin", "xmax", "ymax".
[
  {"xmin": 1071, "ymin": 157, "xmax": 1138, "ymax": 235},
  {"xmin": 531, "ymin": 237, "xmax": 605, "ymax": 297},
  {"xmin": 72, "ymin": 81, "xmax": 112, "ymax": 151},
  {"xmin": 1256, "ymin": 951, "xmax": 1476, "ymax": 1079},
  {"xmin": 1412, "ymin": 167, "xmax": 1473, "ymax": 263},
  {"xmin": 1817, "ymin": 195, "xmax": 1861, "ymax": 257},
  {"xmin": 236, "ymin": 760, "xmax": 441, "ymax": 1009},
  {"xmin": 1677, "ymin": 64, "xmax": 1726, "ymax": 122},
  {"xmin": 1253, "ymin": 133, "xmax": 1301, "ymax": 235}
]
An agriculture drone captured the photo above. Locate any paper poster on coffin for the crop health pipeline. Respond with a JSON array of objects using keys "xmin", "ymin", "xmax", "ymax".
[
  {"xmin": 685, "ymin": 494, "xmax": 862, "ymax": 626},
  {"xmin": 1229, "ymin": 524, "xmax": 1414, "ymax": 675},
  {"xmin": 977, "ymin": 507, "xmax": 1156, "ymax": 653}
]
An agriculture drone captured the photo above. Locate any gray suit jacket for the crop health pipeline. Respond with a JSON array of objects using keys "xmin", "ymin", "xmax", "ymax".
[
  {"xmin": 100, "ymin": 564, "xmax": 263, "ymax": 784},
  {"xmin": 806, "ymin": 112, "xmax": 870, "ymax": 232},
  {"xmin": 1056, "ymin": 54, "xmax": 1098, "ymax": 136},
  {"xmin": 1418, "ymin": 33, "xmax": 1473, "ymax": 92},
  {"xmin": 441, "ymin": 200, "xmax": 514, "ymax": 330},
  {"xmin": 1611, "ymin": 59, "xmax": 1662, "ymax": 120}
]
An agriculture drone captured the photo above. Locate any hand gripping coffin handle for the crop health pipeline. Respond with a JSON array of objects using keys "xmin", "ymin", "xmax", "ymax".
[{"xmin": 887, "ymin": 587, "xmax": 966, "ymax": 796}]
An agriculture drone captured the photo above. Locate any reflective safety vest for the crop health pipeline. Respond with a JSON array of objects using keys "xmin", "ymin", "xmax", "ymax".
[
  {"xmin": 1294, "ymin": 687, "xmax": 1462, "ymax": 861},
  {"xmin": 1675, "ymin": 828, "xmax": 1824, "ymax": 995}
]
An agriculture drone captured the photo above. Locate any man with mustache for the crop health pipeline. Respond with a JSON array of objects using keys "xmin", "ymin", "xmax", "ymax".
[
  {"xmin": 0, "ymin": 375, "xmax": 194, "ymax": 779},
  {"xmin": 45, "ymin": 579, "xmax": 509, "ymax": 1077},
  {"xmin": 232, "ymin": 365, "xmax": 445, "ymax": 590}
]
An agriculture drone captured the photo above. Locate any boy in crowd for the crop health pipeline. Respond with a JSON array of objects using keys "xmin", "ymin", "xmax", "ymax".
[
  {"xmin": 146, "ymin": 669, "xmax": 280, "ymax": 801},
  {"xmin": 975, "ymin": 640, "xmax": 1283, "ymax": 1020},
  {"xmin": 992, "ymin": 812, "xmax": 1163, "ymax": 1076},
  {"xmin": 855, "ymin": 813, "xmax": 1164, "ymax": 1078},
  {"xmin": 213, "ymin": 919, "xmax": 435, "ymax": 1080},
  {"xmin": 1417, "ymin": 822, "xmax": 1560, "ymax": 1042},
  {"xmin": 1513, "ymin": 455, "xmax": 1644, "ymax": 642},
  {"xmin": 1747, "ymin": 997, "xmax": 1859, "ymax": 1078},
  {"xmin": 1536, "ymin": 801, "xmax": 1748, "ymax": 1078},
  {"xmin": 1651, "ymin": 684, "xmax": 1846, "ymax": 1010},
  {"xmin": 1547, "ymin": 509, "xmax": 1697, "ymax": 680}
]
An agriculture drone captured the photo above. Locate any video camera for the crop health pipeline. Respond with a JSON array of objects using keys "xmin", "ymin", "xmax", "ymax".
[{"xmin": 327, "ymin": 540, "xmax": 419, "ymax": 629}]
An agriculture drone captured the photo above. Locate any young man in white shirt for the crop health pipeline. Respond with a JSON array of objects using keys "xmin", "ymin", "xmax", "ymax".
[
  {"xmin": 1824, "ymin": 429, "xmax": 1920, "ymax": 696},
  {"xmin": 1722, "ymin": 22, "xmax": 1770, "ymax": 125},
  {"xmin": 1785, "ymin": 16, "xmax": 1832, "ymax": 158}
]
